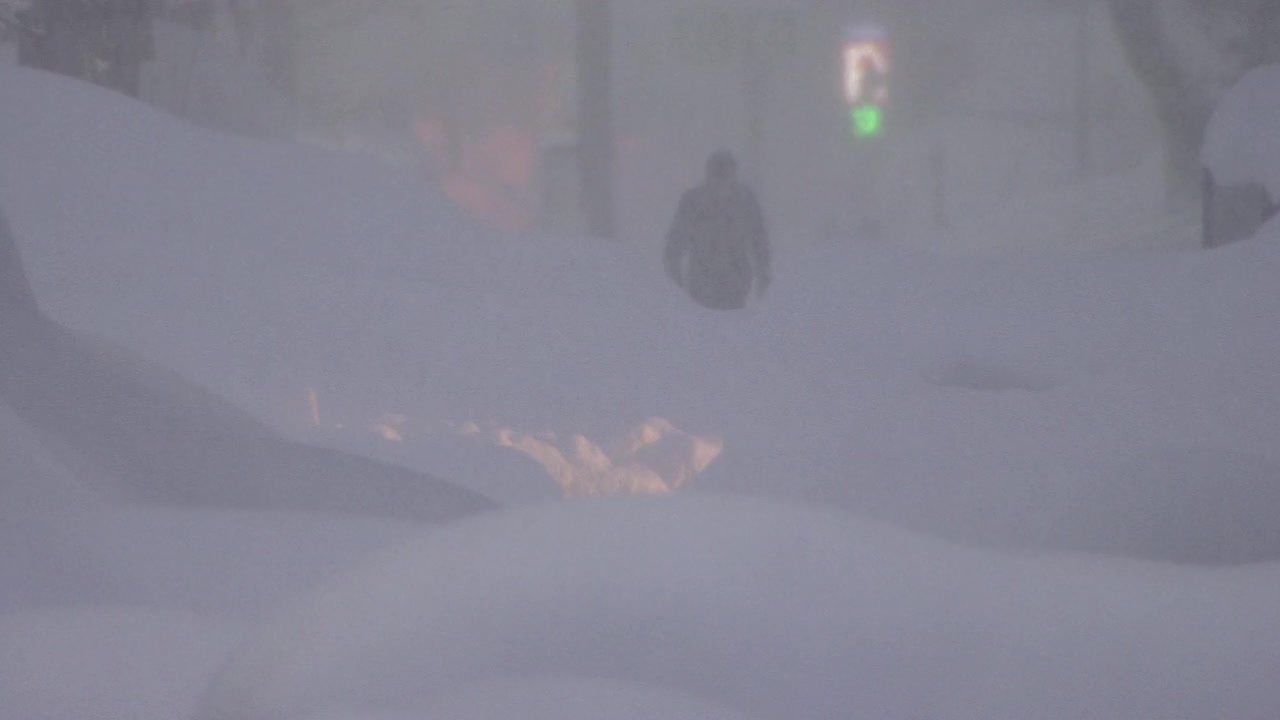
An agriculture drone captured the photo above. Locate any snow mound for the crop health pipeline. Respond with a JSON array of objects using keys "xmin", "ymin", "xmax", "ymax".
[
  {"xmin": 1203, "ymin": 63, "xmax": 1280, "ymax": 198},
  {"xmin": 0, "ymin": 501, "xmax": 420, "ymax": 619},
  {"xmin": 1051, "ymin": 445, "xmax": 1280, "ymax": 564},
  {"xmin": 0, "ymin": 607, "xmax": 242, "ymax": 720},
  {"xmin": 198, "ymin": 495, "xmax": 1280, "ymax": 720}
]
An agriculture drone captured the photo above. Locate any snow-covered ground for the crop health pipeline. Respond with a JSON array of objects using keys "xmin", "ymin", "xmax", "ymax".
[
  {"xmin": 1, "ymin": 55, "xmax": 1280, "ymax": 719},
  {"xmin": 198, "ymin": 496, "xmax": 1280, "ymax": 720}
]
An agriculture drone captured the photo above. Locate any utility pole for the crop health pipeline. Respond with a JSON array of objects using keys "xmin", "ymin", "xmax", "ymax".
[
  {"xmin": 575, "ymin": 0, "xmax": 616, "ymax": 239},
  {"xmin": 740, "ymin": 15, "xmax": 759, "ymax": 176}
]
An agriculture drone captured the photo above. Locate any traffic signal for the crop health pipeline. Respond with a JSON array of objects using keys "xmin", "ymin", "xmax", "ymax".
[
  {"xmin": 842, "ymin": 24, "xmax": 889, "ymax": 140},
  {"xmin": 851, "ymin": 104, "xmax": 883, "ymax": 139}
]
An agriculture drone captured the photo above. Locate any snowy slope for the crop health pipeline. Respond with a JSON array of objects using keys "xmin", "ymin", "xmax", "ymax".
[
  {"xmin": 0, "ymin": 607, "xmax": 243, "ymax": 720},
  {"xmin": 199, "ymin": 495, "xmax": 1280, "ymax": 720},
  {"xmin": 4, "ymin": 64, "xmax": 1280, "ymax": 561},
  {"xmin": 0, "ymin": 304, "xmax": 496, "ymax": 522},
  {"xmin": 0, "ymin": 403, "xmax": 96, "ymax": 512}
]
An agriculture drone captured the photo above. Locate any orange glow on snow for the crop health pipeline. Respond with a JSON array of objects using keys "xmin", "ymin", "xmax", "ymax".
[
  {"xmin": 419, "ymin": 121, "xmax": 539, "ymax": 234},
  {"xmin": 305, "ymin": 392, "xmax": 721, "ymax": 496},
  {"xmin": 492, "ymin": 417, "xmax": 723, "ymax": 497}
]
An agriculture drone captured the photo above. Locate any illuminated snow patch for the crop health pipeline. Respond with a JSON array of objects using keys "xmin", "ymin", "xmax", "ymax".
[
  {"xmin": 309, "ymin": 392, "xmax": 722, "ymax": 497},
  {"xmin": 490, "ymin": 417, "xmax": 723, "ymax": 496}
]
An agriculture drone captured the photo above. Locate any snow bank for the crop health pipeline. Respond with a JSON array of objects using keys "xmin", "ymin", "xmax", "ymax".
[
  {"xmin": 1202, "ymin": 63, "xmax": 1280, "ymax": 198},
  {"xmin": 198, "ymin": 495, "xmax": 1280, "ymax": 720},
  {"xmin": 0, "ymin": 304, "xmax": 495, "ymax": 523},
  {"xmin": 0, "ymin": 607, "xmax": 242, "ymax": 720},
  {"xmin": 0, "ymin": 503, "xmax": 421, "ymax": 619}
]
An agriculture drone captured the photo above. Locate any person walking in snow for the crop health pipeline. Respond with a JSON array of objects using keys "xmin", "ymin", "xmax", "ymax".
[{"xmin": 664, "ymin": 150, "xmax": 771, "ymax": 311}]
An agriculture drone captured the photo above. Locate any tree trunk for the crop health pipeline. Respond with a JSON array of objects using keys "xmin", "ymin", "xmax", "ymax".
[
  {"xmin": 1106, "ymin": 0, "xmax": 1207, "ymax": 208},
  {"xmin": 1107, "ymin": 0, "xmax": 1280, "ymax": 211}
]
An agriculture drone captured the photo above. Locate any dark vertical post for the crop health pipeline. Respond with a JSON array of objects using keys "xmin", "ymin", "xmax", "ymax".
[
  {"xmin": 743, "ymin": 14, "xmax": 765, "ymax": 177},
  {"xmin": 575, "ymin": 0, "xmax": 616, "ymax": 239}
]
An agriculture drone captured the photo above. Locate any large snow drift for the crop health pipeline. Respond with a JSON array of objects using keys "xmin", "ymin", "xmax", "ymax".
[
  {"xmin": 0, "ymin": 607, "xmax": 242, "ymax": 720},
  {"xmin": 198, "ymin": 495, "xmax": 1280, "ymax": 720},
  {"xmin": 5, "ymin": 63, "xmax": 1280, "ymax": 561}
]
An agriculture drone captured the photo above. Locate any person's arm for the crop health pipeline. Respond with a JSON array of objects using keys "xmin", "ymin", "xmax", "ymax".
[{"xmin": 664, "ymin": 193, "xmax": 694, "ymax": 288}]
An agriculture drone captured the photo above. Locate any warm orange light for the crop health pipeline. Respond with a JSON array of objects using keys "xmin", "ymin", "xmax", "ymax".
[
  {"xmin": 303, "ymin": 396, "xmax": 722, "ymax": 497},
  {"xmin": 374, "ymin": 414, "xmax": 408, "ymax": 443},
  {"xmin": 420, "ymin": 121, "xmax": 538, "ymax": 233}
]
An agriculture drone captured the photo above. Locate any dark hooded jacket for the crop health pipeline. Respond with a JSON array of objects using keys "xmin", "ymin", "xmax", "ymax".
[{"xmin": 664, "ymin": 153, "xmax": 771, "ymax": 310}]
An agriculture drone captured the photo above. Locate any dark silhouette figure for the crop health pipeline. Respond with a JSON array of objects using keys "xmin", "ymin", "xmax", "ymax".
[{"xmin": 664, "ymin": 150, "xmax": 771, "ymax": 310}]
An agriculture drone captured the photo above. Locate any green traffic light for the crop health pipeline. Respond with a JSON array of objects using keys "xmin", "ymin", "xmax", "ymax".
[{"xmin": 851, "ymin": 104, "xmax": 883, "ymax": 139}]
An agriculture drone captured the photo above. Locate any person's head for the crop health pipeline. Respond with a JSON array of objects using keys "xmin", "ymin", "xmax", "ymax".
[{"xmin": 705, "ymin": 149, "xmax": 738, "ymax": 183}]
